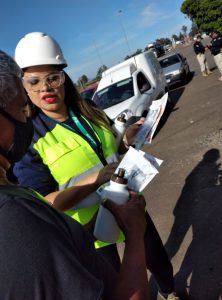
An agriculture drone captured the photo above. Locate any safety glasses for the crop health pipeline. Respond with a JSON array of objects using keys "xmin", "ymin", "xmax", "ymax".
[{"xmin": 22, "ymin": 71, "xmax": 65, "ymax": 92}]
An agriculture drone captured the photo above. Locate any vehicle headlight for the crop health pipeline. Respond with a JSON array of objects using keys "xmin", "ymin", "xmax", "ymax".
[{"xmin": 116, "ymin": 109, "xmax": 133, "ymax": 121}]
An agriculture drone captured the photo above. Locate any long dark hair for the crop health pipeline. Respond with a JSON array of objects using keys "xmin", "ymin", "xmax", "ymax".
[{"xmin": 63, "ymin": 72, "xmax": 114, "ymax": 132}]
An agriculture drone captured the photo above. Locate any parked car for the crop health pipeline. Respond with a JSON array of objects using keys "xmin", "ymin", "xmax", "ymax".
[
  {"xmin": 80, "ymin": 83, "xmax": 98, "ymax": 100},
  {"xmin": 158, "ymin": 52, "xmax": 190, "ymax": 86},
  {"xmin": 92, "ymin": 51, "xmax": 168, "ymax": 123},
  {"xmin": 163, "ymin": 44, "xmax": 172, "ymax": 52},
  {"xmin": 147, "ymin": 43, "xmax": 165, "ymax": 58}
]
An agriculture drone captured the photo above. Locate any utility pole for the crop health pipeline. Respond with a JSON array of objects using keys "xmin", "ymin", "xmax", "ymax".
[{"xmin": 118, "ymin": 10, "xmax": 132, "ymax": 56}]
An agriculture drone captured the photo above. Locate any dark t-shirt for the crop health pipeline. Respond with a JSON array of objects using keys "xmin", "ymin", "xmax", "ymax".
[
  {"xmin": 193, "ymin": 41, "xmax": 205, "ymax": 54},
  {"xmin": 0, "ymin": 186, "xmax": 117, "ymax": 300},
  {"xmin": 211, "ymin": 35, "xmax": 222, "ymax": 56}
]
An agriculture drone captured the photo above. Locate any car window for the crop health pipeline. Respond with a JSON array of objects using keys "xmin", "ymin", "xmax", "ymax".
[
  {"xmin": 159, "ymin": 55, "xmax": 180, "ymax": 68},
  {"xmin": 137, "ymin": 72, "xmax": 151, "ymax": 93},
  {"xmin": 93, "ymin": 78, "xmax": 134, "ymax": 109}
]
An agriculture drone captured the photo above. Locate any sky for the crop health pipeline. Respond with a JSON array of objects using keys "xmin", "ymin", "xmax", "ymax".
[{"xmin": 0, "ymin": 0, "xmax": 191, "ymax": 82}]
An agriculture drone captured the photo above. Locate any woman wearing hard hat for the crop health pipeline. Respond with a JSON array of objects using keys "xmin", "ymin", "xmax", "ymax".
[{"xmin": 14, "ymin": 32, "xmax": 179, "ymax": 300}]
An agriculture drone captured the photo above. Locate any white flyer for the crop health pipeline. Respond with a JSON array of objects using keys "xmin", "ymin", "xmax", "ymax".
[
  {"xmin": 134, "ymin": 92, "xmax": 168, "ymax": 149},
  {"xmin": 114, "ymin": 146, "xmax": 163, "ymax": 192}
]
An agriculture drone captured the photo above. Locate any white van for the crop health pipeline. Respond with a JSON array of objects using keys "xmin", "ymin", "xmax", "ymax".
[{"xmin": 92, "ymin": 51, "xmax": 168, "ymax": 122}]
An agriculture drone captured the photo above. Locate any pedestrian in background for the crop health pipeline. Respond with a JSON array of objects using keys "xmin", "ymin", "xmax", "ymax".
[
  {"xmin": 193, "ymin": 34, "xmax": 212, "ymax": 77},
  {"xmin": 208, "ymin": 31, "xmax": 222, "ymax": 81}
]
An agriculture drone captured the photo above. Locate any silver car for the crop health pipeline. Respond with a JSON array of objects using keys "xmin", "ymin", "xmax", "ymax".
[{"xmin": 158, "ymin": 52, "xmax": 190, "ymax": 86}]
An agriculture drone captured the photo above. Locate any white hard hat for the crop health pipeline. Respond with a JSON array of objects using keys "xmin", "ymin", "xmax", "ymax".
[{"xmin": 15, "ymin": 32, "xmax": 67, "ymax": 69}]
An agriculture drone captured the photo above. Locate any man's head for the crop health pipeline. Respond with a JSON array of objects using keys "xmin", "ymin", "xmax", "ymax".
[
  {"xmin": 0, "ymin": 51, "xmax": 22, "ymax": 109},
  {"xmin": 0, "ymin": 50, "xmax": 33, "ymax": 167},
  {"xmin": 210, "ymin": 31, "xmax": 219, "ymax": 39}
]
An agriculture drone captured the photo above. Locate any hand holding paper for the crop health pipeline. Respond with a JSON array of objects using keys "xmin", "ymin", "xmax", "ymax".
[
  {"xmin": 114, "ymin": 147, "xmax": 163, "ymax": 192},
  {"xmin": 134, "ymin": 92, "xmax": 168, "ymax": 149}
]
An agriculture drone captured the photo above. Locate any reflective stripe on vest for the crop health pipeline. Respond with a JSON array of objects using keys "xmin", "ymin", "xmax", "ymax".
[{"xmin": 62, "ymin": 153, "xmax": 118, "ymax": 222}]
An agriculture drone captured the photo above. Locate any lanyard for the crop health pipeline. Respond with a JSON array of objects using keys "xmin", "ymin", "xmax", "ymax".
[
  {"xmin": 62, "ymin": 109, "xmax": 98, "ymax": 149},
  {"xmin": 49, "ymin": 109, "xmax": 108, "ymax": 166}
]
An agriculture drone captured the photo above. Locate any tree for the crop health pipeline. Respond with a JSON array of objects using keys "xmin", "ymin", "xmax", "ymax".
[
  {"xmin": 156, "ymin": 38, "xmax": 172, "ymax": 45},
  {"xmin": 189, "ymin": 21, "xmax": 199, "ymax": 37},
  {"xmin": 77, "ymin": 79, "xmax": 84, "ymax": 89},
  {"xmin": 172, "ymin": 34, "xmax": 179, "ymax": 41},
  {"xmin": 124, "ymin": 54, "xmax": 131, "ymax": 60},
  {"xmin": 80, "ymin": 74, "xmax": 88, "ymax": 84},
  {"xmin": 179, "ymin": 32, "xmax": 184, "ymax": 40},
  {"xmin": 181, "ymin": 25, "xmax": 187, "ymax": 36},
  {"xmin": 76, "ymin": 74, "xmax": 88, "ymax": 90},
  {"xmin": 124, "ymin": 49, "xmax": 143, "ymax": 60},
  {"xmin": 181, "ymin": 0, "xmax": 222, "ymax": 33},
  {"xmin": 96, "ymin": 65, "xmax": 108, "ymax": 80}
]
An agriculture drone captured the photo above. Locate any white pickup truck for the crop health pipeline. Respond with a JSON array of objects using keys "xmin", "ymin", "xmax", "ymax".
[{"xmin": 92, "ymin": 51, "xmax": 169, "ymax": 123}]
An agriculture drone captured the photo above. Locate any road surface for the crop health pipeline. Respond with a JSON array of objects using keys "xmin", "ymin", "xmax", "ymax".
[{"xmin": 143, "ymin": 42, "xmax": 222, "ymax": 299}]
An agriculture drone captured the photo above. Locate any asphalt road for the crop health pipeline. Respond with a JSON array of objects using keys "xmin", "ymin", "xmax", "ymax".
[{"xmin": 142, "ymin": 42, "xmax": 222, "ymax": 299}]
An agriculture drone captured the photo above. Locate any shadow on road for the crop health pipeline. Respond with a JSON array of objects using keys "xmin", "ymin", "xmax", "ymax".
[
  {"xmin": 153, "ymin": 85, "xmax": 185, "ymax": 138},
  {"xmin": 164, "ymin": 148, "xmax": 222, "ymax": 299},
  {"xmin": 210, "ymin": 66, "xmax": 218, "ymax": 72}
]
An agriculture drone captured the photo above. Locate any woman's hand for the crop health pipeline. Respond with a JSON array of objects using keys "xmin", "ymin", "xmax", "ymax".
[
  {"xmin": 123, "ymin": 117, "xmax": 145, "ymax": 147},
  {"xmin": 47, "ymin": 162, "xmax": 119, "ymax": 210},
  {"xmin": 95, "ymin": 162, "xmax": 119, "ymax": 186}
]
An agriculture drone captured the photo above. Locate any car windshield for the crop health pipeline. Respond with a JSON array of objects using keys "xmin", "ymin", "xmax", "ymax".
[
  {"xmin": 93, "ymin": 78, "xmax": 134, "ymax": 109},
  {"xmin": 159, "ymin": 55, "xmax": 180, "ymax": 68}
]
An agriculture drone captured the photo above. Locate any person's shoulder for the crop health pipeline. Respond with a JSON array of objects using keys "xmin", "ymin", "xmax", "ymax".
[
  {"xmin": 0, "ymin": 189, "xmax": 15, "ymax": 205},
  {"xmin": 0, "ymin": 186, "xmax": 38, "ymax": 203},
  {"xmin": 0, "ymin": 186, "xmax": 80, "ymax": 232},
  {"xmin": 0, "ymin": 186, "xmax": 37, "ymax": 217},
  {"xmin": 32, "ymin": 110, "xmax": 57, "ymax": 136}
]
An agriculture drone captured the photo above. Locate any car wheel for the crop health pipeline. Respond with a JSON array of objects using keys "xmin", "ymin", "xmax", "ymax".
[
  {"xmin": 181, "ymin": 70, "xmax": 187, "ymax": 85},
  {"xmin": 166, "ymin": 93, "xmax": 173, "ymax": 111},
  {"xmin": 187, "ymin": 67, "xmax": 191, "ymax": 79}
]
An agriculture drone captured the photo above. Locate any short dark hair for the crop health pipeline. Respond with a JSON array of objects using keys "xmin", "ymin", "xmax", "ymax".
[
  {"xmin": 0, "ymin": 50, "xmax": 22, "ymax": 108},
  {"xmin": 210, "ymin": 31, "xmax": 219, "ymax": 37}
]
